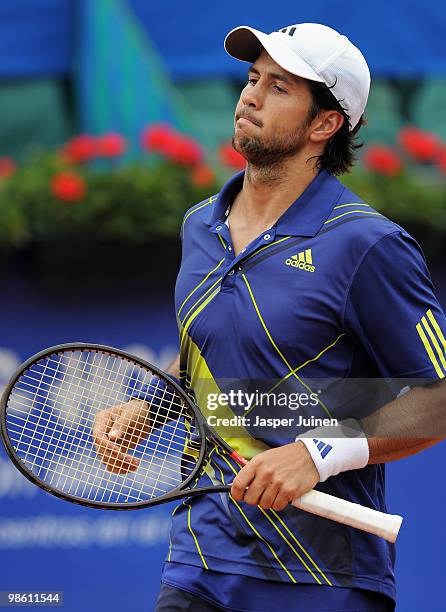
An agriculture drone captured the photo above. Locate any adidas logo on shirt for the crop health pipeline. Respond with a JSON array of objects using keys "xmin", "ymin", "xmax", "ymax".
[{"xmin": 285, "ymin": 249, "xmax": 315, "ymax": 272}]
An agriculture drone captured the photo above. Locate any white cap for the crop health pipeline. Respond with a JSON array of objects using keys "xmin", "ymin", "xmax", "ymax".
[{"xmin": 224, "ymin": 23, "xmax": 370, "ymax": 130}]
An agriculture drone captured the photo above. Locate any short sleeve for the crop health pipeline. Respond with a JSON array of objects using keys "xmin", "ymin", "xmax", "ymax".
[{"xmin": 343, "ymin": 230, "xmax": 446, "ymax": 378}]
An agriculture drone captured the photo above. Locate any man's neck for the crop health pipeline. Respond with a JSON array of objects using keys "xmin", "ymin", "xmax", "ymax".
[{"xmin": 233, "ymin": 155, "xmax": 319, "ymax": 230}]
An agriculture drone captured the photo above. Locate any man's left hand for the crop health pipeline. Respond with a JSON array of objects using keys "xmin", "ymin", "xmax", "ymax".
[{"xmin": 230, "ymin": 441, "xmax": 319, "ymax": 511}]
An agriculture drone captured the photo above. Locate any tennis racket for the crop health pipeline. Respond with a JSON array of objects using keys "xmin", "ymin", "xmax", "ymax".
[{"xmin": 0, "ymin": 343, "xmax": 402, "ymax": 542}]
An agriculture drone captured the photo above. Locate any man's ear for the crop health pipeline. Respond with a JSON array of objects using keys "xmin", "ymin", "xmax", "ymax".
[{"xmin": 309, "ymin": 111, "xmax": 344, "ymax": 144}]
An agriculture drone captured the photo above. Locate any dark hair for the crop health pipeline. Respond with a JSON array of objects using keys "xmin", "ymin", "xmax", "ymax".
[{"xmin": 305, "ymin": 80, "xmax": 366, "ymax": 175}]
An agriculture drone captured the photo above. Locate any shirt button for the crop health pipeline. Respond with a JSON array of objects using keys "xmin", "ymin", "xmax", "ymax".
[
  {"xmin": 263, "ymin": 233, "xmax": 271, "ymax": 240},
  {"xmin": 215, "ymin": 225, "xmax": 222, "ymax": 231},
  {"xmin": 228, "ymin": 245, "xmax": 232, "ymax": 251},
  {"xmin": 228, "ymin": 270, "xmax": 234, "ymax": 276}
]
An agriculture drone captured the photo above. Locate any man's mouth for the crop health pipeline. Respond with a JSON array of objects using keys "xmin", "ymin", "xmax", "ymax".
[{"xmin": 236, "ymin": 113, "xmax": 261, "ymax": 128}]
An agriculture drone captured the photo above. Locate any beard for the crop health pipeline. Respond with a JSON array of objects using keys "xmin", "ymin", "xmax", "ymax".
[{"xmin": 232, "ymin": 122, "xmax": 308, "ymax": 168}]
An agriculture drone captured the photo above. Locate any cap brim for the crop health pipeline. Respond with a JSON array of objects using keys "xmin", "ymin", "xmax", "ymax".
[{"xmin": 224, "ymin": 26, "xmax": 324, "ymax": 83}]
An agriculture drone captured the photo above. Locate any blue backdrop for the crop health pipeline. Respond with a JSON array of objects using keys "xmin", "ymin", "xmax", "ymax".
[
  {"xmin": 131, "ymin": 0, "xmax": 446, "ymax": 78},
  {"xmin": 0, "ymin": 0, "xmax": 445, "ymax": 78},
  {"xmin": 0, "ymin": 251, "xmax": 446, "ymax": 611},
  {"xmin": 0, "ymin": 1, "xmax": 72, "ymax": 77}
]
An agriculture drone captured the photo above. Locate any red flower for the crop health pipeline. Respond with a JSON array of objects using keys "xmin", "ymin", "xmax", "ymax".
[
  {"xmin": 192, "ymin": 164, "xmax": 215, "ymax": 187},
  {"xmin": 363, "ymin": 146, "xmax": 403, "ymax": 177},
  {"xmin": 51, "ymin": 172, "xmax": 86, "ymax": 202},
  {"xmin": 165, "ymin": 136, "xmax": 203, "ymax": 166},
  {"xmin": 62, "ymin": 134, "xmax": 98, "ymax": 164},
  {"xmin": 219, "ymin": 143, "xmax": 246, "ymax": 170},
  {"xmin": 141, "ymin": 124, "xmax": 203, "ymax": 166},
  {"xmin": 141, "ymin": 124, "xmax": 175, "ymax": 153},
  {"xmin": 0, "ymin": 157, "xmax": 16, "ymax": 179},
  {"xmin": 399, "ymin": 126, "xmax": 441, "ymax": 162},
  {"xmin": 96, "ymin": 133, "xmax": 127, "ymax": 157}
]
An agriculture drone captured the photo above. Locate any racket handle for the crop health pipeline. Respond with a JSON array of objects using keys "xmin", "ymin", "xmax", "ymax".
[{"xmin": 292, "ymin": 489, "xmax": 403, "ymax": 543}]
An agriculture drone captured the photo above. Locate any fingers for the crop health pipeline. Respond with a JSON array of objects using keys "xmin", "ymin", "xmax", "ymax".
[
  {"xmin": 92, "ymin": 406, "xmax": 120, "ymax": 467},
  {"xmin": 257, "ymin": 483, "xmax": 281, "ymax": 510},
  {"xmin": 270, "ymin": 487, "xmax": 295, "ymax": 512},
  {"xmin": 93, "ymin": 434, "xmax": 139, "ymax": 475},
  {"xmin": 230, "ymin": 462, "xmax": 256, "ymax": 501},
  {"xmin": 240, "ymin": 479, "xmax": 266, "ymax": 506},
  {"xmin": 229, "ymin": 443, "xmax": 320, "ymax": 511},
  {"xmin": 92, "ymin": 400, "xmax": 151, "ymax": 474},
  {"xmin": 230, "ymin": 458, "xmax": 279, "ymax": 508},
  {"xmin": 246, "ymin": 482, "xmax": 291, "ymax": 511},
  {"xmin": 107, "ymin": 400, "xmax": 151, "ymax": 447},
  {"xmin": 232, "ymin": 465, "xmax": 289, "ymax": 511},
  {"xmin": 92, "ymin": 404, "xmax": 118, "ymax": 440}
]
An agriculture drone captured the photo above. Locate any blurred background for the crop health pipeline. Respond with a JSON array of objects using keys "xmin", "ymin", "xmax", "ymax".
[{"xmin": 0, "ymin": 1, "xmax": 445, "ymax": 610}]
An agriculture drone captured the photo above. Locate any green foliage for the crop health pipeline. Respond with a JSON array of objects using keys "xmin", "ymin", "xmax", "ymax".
[
  {"xmin": 0, "ymin": 151, "xmax": 445, "ymax": 254},
  {"xmin": 342, "ymin": 170, "xmax": 446, "ymax": 231},
  {"xmin": 0, "ymin": 154, "xmax": 220, "ymax": 248}
]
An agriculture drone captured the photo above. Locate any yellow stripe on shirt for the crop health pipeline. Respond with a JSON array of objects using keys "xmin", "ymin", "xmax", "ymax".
[
  {"xmin": 421, "ymin": 316, "xmax": 446, "ymax": 373},
  {"xmin": 181, "ymin": 196, "xmax": 218, "ymax": 239},
  {"xmin": 427, "ymin": 309, "xmax": 446, "ymax": 355},
  {"xmin": 216, "ymin": 447, "xmax": 331, "ymax": 585},
  {"xmin": 245, "ymin": 333, "xmax": 345, "ymax": 416},
  {"xmin": 177, "ymin": 258, "xmax": 225, "ymax": 318},
  {"xmin": 324, "ymin": 210, "xmax": 381, "ymax": 224},
  {"xmin": 241, "ymin": 273, "xmax": 333, "ymax": 418},
  {"xmin": 416, "ymin": 322, "xmax": 444, "ymax": 378},
  {"xmin": 215, "ymin": 448, "xmax": 297, "ymax": 583}
]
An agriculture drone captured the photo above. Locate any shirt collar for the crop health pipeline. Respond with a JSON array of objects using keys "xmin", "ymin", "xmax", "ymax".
[
  {"xmin": 208, "ymin": 170, "xmax": 244, "ymax": 226},
  {"xmin": 208, "ymin": 170, "xmax": 344, "ymax": 238}
]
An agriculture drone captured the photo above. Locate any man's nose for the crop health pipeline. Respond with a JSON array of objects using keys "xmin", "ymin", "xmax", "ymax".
[{"xmin": 241, "ymin": 83, "xmax": 263, "ymax": 109}]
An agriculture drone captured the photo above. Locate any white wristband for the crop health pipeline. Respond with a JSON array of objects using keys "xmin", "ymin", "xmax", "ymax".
[{"xmin": 297, "ymin": 419, "xmax": 369, "ymax": 482}]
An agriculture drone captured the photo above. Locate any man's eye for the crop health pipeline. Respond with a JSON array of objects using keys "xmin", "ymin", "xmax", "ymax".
[
  {"xmin": 273, "ymin": 85, "xmax": 286, "ymax": 93},
  {"xmin": 247, "ymin": 78, "xmax": 257, "ymax": 86}
]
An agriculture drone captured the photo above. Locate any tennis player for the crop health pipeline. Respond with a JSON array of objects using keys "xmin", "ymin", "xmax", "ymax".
[{"xmin": 95, "ymin": 23, "xmax": 446, "ymax": 611}]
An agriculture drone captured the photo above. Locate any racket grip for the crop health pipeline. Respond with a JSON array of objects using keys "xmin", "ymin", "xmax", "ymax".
[{"xmin": 291, "ymin": 489, "xmax": 403, "ymax": 543}]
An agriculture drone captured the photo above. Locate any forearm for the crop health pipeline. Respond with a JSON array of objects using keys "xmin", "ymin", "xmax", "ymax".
[
  {"xmin": 165, "ymin": 353, "xmax": 180, "ymax": 380},
  {"xmin": 128, "ymin": 352, "xmax": 181, "ymax": 427},
  {"xmin": 361, "ymin": 379, "xmax": 446, "ymax": 463},
  {"xmin": 366, "ymin": 437, "xmax": 440, "ymax": 464}
]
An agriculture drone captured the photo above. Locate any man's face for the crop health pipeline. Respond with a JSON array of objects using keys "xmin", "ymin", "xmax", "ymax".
[{"xmin": 233, "ymin": 49, "xmax": 314, "ymax": 167}]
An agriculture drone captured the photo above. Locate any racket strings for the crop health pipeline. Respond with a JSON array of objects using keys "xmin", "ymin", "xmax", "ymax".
[
  {"xmin": 30, "ymin": 351, "xmax": 119, "ymax": 501},
  {"xmin": 12, "ymin": 363, "xmax": 191, "ymax": 443},
  {"xmin": 9, "ymin": 396, "xmax": 200, "ymax": 480},
  {"xmin": 9, "ymin": 393, "xmax": 195, "ymax": 449},
  {"xmin": 10, "ymin": 392, "xmax": 199, "ymax": 502},
  {"xmin": 7, "ymin": 410, "xmax": 200, "ymax": 471},
  {"xmin": 6, "ymin": 349, "xmax": 202, "ymax": 504},
  {"xmin": 9, "ymin": 353, "xmax": 193, "ymax": 449},
  {"xmin": 20, "ymin": 355, "xmax": 187, "ymax": 410},
  {"xmin": 10, "ymin": 378, "xmax": 199, "ymax": 466}
]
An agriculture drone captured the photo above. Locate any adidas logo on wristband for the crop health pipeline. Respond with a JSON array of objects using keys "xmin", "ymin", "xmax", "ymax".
[
  {"xmin": 298, "ymin": 419, "xmax": 369, "ymax": 482},
  {"xmin": 312, "ymin": 439, "xmax": 333, "ymax": 459}
]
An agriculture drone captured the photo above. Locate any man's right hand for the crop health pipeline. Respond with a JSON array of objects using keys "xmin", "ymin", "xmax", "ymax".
[{"xmin": 92, "ymin": 399, "xmax": 152, "ymax": 474}]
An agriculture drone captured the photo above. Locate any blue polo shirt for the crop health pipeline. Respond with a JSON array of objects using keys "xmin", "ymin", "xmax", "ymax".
[{"xmin": 162, "ymin": 169, "xmax": 446, "ymax": 609}]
